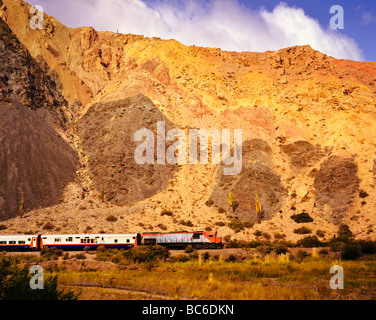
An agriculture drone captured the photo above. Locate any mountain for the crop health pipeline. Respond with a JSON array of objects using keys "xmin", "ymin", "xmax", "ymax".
[
  {"xmin": 0, "ymin": 15, "xmax": 78, "ymax": 219},
  {"xmin": 0, "ymin": 0, "xmax": 375, "ymax": 241}
]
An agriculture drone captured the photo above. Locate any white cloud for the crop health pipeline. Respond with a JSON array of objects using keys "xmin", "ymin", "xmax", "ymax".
[{"xmin": 37, "ymin": 0, "xmax": 364, "ymax": 61}]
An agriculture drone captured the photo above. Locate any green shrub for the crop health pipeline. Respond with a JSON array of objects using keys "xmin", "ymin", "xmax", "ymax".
[
  {"xmin": 157, "ymin": 223, "xmax": 167, "ymax": 230},
  {"xmin": 123, "ymin": 245, "xmax": 170, "ymax": 263},
  {"xmin": 296, "ymin": 235, "xmax": 324, "ymax": 247},
  {"xmin": 293, "ymin": 226, "xmax": 311, "ymax": 234},
  {"xmin": 337, "ymin": 224, "xmax": 353, "ymax": 241},
  {"xmin": 106, "ymin": 215, "xmax": 118, "ymax": 222},
  {"xmin": 341, "ymin": 241, "xmax": 361, "ymax": 260},
  {"xmin": 95, "ymin": 248, "xmax": 120, "ymax": 261},
  {"xmin": 228, "ymin": 220, "xmax": 244, "ymax": 231},
  {"xmin": 319, "ymin": 248, "xmax": 329, "ymax": 255},
  {"xmin": 274, "ymin": 244, "xmax": 289, "ymax": 255},
  {"xmin": 243, "ymin": 220, "xmax": 254, "ymax": 228},
  {"xmin": 359, "ymin": 240, "xmax": 376, "ymax": 255},
  {"xmin": 161, "ymin": 210, "xmax": 173, "ymax": 216},
  {"xmin": 225, "ymin": 239, "xmax": 243, "ymax": 248},
  {"xmin": 180, "ymin": 220, "xmax": 193, "ymax": 227},
  {"xmin": 0, "ymin": 256, "xmax": 78, "ymax": 300},
  {"xmin": 172, "ymin": 254, "xmax": 189, "ymax": 262},
  {"xmin": 294, "ymin": 249, "xmax": 310, "ymax": 261},
  {"xmin": 226, "ymin": 254, "xmax": 237, "ymax": 262},
  {"xmin": 253, "ymin": 230, "xmax": 262, "ymax": 237},
  {"xmin": 274, "ymin": 232, "xmax": 286, "ymax": 240},
  {"xmin": 316, "ymin": 230, "xmax": 325, "ymax": 238},
  {"xmin": 43, "ymin": 222, "xmax": 54, "ymax": 230},
  {"xmin": 202, "ymin": 251, "xmax": 210, "ymax": 261},
  {"xmin": 290, "ymin": 212, "xmax": 313, "ymax": 223},
  {"xmin": 359, "ymin": 190, "xmax": 369, "ymax": 198},
  {"xmin": 329, "ymin": 241, "xmax": 343, "ymax": 252},
  {"xmin": 40, "ymin": 247, "xmax": 63, "ymax": 260},
  {"xmin": 184, "ymin": 245, "xmax": 194, "ymax": 253},
  {"xmin": 205, "ymin": 199, "xmax": 214, "ymax": 206},
  {"xmin": 72, "ymin": 253, "xmax": 86, "ymax": 260}
]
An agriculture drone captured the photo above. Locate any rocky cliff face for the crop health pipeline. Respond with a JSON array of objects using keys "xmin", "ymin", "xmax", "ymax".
[
  {"xmin": 0, "ymin": 0, "xmax": 375, "ymax": 240},
  {"xmin": 0, "ymin": 16, "xmax": 78, "ymax": 219}
]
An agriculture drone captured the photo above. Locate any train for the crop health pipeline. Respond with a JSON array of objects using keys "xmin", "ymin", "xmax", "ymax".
[{"xmin": 0, "ymin": 230, "xmax": 222, "ymax": 252}]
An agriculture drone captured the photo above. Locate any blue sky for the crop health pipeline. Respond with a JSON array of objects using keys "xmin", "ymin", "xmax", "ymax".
[
  {"xmin": 35, "ymin": 0, "xmax": 376, "ymax": 61},
  {"xmin": 240, "ymin": 0, "xmax": 376, "ymax": 61}
]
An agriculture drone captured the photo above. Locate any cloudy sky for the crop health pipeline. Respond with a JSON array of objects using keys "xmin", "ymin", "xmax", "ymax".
[{"xmin": 34, "ymin": 0, "xmax": 376, "ymax": 61}]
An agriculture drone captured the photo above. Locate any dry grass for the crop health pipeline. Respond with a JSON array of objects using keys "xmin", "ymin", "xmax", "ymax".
[{"xmin": 51, "ymin": 255, "xmax": 376, "ymax": 300}]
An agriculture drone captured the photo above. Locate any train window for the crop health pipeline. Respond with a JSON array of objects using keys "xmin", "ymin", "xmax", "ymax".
[
  {"xmin": 55, "ymin": 238, "xmax": 61, "ymax": 242},
  {"xmin": 209, "ymin": 235, "xmax": 213, "ymax": 238},
  {"xmin": 133, "ymin": 236, "xmax": 135, "ymax": 239},
  {"xmin": 114, "ymin": 239, "xmax": 118, "ymax": 243},
  {"xmin": 193, "ymin": 234, "xmax": 200, "ymax": 239},
  {"xmin": 18, "ymin": 241, "xmax": 25, "ymax": 244},
  {"xmin": 126, "ymin": 239, "xmax": 130, "ymax": 243},
  {"xmin": 0, "ymin": 241, "xmax": 6, "ymax": 244},
  {"xmin": 28, "ymin": 238, "xmax": 31, "ymax": 241},
  {"xmin": 66, "ymin": 237, "xmax": 73, "ymax": 242},
  {"xmin": 9, "ymin": 241, "xmax": 16, "ymax": 244}
]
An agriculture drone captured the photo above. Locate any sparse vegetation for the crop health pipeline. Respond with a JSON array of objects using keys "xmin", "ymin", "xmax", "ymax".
[
  {"xmin": 42, "ymin": 222, "xmax": 54, "ymax": 230},
  {"xmin": 0, "ymin": 256, "xmax": 79, "ymax": 300},
  {"xmin": 157, "ymin": 223, "xmax": 167, "ymax": 230},
  {"xmin": 316, "ymin": 230, "xmax": 325, "ymax": 238},
  {"xmin": 359, "ymin": 190, "xmax": 369, "ymax": 198},
  {"xmin": 227, "ymin": 220, "xmax": 254, "ymax": 232},
  {"xmin": 40, "ymin": 247, "xmax": 63, "ymax": 260},
  {"xmin": 228, "ymin": 220, "xmax": 244, "ymax": 232},
  {"xmin": 161, "ymin": 209, "xmax": 173, "ymax": 217},
  {"xmin": 2, "ymin": 230, "xmax": 376, "ymax": 300},
  {"xmin": 205, "ymin": 199, "xmax": 214, "ymax": 207},
  {"xmin": 105, "ymin": 215, "xmax": 118, "ymax": 222},
  {"xmin": 180, "ymin": 220, "xmax": 193, "ymax": 227},
  {"xmin": 293, "ymin": 226, "xmax": 312, "ymax": 234},
  {"xmin": 296, "ymin": 235, "xmax": 324, "ymax": 247},
  {"xmin": 290, "ymin": 211, "xmax": 313, "ymax": 223}
]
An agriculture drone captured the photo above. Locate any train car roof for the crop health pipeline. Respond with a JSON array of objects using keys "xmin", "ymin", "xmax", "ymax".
[
  {"xmin": 0, "ymin": 234, "xmax": 38, "ymax": 238},
  {"xmin": 142, "ymin": 231, "xmax": 206, "ymax": 235},
  {"xmin": 40, "ymin": 233, "xmax": 139, "ymax": 237}
]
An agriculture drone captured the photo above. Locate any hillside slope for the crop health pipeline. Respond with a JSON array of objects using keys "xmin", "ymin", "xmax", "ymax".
[
  {"xmin": 0, "ymin": 16, "xmax": 78, "ymax": 219},
  {"xmin": 0, "ymin": 0, "xmax": 375, "ymax": 241}
]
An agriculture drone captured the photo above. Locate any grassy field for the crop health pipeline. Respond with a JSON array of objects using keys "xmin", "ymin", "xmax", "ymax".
[
  {"xmin": 2, "ymin": 241, "xmax": 376, "ymax": 300},
  {"xmin": 49, "ymin": 251, "xmax": 376, "ymax": 300}
]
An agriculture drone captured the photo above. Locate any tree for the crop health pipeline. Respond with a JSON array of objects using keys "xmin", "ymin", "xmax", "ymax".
[
  {"xmin": 338, "ymin": 224, "xmax": 353, "ymax": 242},
  {"xmin": 228, "ymin": 191, "xmax": 238, "ymax": 213},
  {"xmin": 100, "ymin": 183, "xmax": 105, "ymax": 202},
  {"xmin": 0, "ymin": 256, "xmax": 79, "ymax": 300},
  {"xmin": 255, "ymin": 193, "xmax": 263, "ymax": 224},
  {"xmin": 19, "ymin": 191, "xmax": 24, "ymax": 218},
  {"xmin": 228, "ymin": 191, "xmax": 235, "ymax": 212}
]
